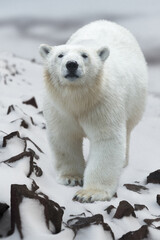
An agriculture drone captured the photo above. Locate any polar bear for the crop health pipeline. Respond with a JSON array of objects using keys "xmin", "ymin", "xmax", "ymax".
[{"xmin": 39, "ymin": 20, "xmax": 148, "ymax": 203}]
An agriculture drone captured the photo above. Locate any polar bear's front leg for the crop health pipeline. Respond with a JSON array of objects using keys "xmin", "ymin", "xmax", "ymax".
[
  {"xmin": 53, "ymin": 136, "xmax": 85, "ymax": 187},
  {"xmin": 73, "ymin": 126, "xmax": 126, "ymax": 202},
  {"xmin": 45, "ymin": 107, "xmax": 85, "ymax": 187}
]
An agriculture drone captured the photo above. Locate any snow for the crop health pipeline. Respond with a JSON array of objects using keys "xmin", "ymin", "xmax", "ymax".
[
  {"xmin": 0, "ymin": 1, "xmax": 160, "ymax": 239},
  {"xmin": 0, "ymin": 50, "xmax": 159, "ymax": 240}
]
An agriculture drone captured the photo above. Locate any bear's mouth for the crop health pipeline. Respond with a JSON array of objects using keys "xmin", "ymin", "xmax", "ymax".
[{"xmin": 65, "ymin": 73, "xmax": 80, "ymax": 79}]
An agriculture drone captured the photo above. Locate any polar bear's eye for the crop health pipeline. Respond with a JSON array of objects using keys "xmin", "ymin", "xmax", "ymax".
[
  {"xmin": 58, "ymin": 54, "xmax": 64, "ymax": 58},
  {"xmin": 81, "ymin": 53, "xmax": 88, "ymax": 59}
]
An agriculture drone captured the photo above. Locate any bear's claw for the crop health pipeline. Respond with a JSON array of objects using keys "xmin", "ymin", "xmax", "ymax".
[
  {"xmin": 58, "ymin": 176, "xmax": 83, "ymax": 187},
  {"xmin": 73, "ymin": 189, "xmax": 112, "ymax": 203}
]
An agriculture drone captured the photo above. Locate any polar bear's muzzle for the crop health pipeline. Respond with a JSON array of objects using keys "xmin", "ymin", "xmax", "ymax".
[{"xmin": 64, "ymin": 60, "xmax": 81, "ymax": 80}]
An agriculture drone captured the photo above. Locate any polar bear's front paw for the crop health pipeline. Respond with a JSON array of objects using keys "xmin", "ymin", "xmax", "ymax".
[
  {"xmin": 58, "ymin": 175, "xmax": 83, "ymax": 187},
  {"xmin": 73, "ymin": 188, "xmax": 112, "ymax": 203}
]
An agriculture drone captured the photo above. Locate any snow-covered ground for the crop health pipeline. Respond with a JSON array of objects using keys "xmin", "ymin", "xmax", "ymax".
[{"xmin": 0, "ymin": 1, "xmax": 160, "ymax": 239}]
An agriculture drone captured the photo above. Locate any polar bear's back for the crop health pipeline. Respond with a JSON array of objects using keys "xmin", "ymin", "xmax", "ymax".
[{"xmin": 67, "ymin": 20, "xmax": 140, "ymax": 53}]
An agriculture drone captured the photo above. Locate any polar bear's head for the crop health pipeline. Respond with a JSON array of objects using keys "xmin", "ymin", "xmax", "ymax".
[{"xmin": 39, "ymin": 44, "xmax": 109, "ymax": 87}]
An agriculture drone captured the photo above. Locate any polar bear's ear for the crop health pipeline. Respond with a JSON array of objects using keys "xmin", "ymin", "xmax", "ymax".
[
  {"xmin": 97, "ymin": 47, "xmax": 110, "ymax": 61},
  {"xmin": 39, "ymin": 44, "xmax": 52, "ymax": 59}
]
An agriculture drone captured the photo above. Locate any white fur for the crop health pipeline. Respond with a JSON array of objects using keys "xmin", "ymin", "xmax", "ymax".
[{"xmin": 40, "ymin": 20, "xmax": 148, "ymax": 203}]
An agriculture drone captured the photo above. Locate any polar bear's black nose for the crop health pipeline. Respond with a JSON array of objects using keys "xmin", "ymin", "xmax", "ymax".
[{"xmin": 66, "ymin": 61, "xmax": 78, "ymax": 72}]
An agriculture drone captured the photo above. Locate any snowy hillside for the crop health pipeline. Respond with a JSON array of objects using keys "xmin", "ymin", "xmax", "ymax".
[{"xmin": 0, "ymin": 51, "xmax": 160, "ymax": 240}]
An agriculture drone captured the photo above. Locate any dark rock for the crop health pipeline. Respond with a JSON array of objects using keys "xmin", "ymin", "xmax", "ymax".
[
  {"xmin": 113, "ymin": 192, "xmax": 118, "ymax": 198},
  {"xmin": 7, "ymin": 105, "xmax": 15, "ymax": 115},
  {"xmin": 2, "ymin": 131, "xmax": 20, "ymax": 147},
  {"xmin": 0, "ymin": 203, "xmax": 9, "ymax": 219},
  {"xmin": 144, "ymin": 218, "xmax": 160, "ymax": 226},
  {"xmin": 113, "ymin": 201, "xmax": 136, "ymax": 219},
  {"xmin": 20, "ymin": 120, "xmax": 29, "ymax": 129},
  {"xmin": 8, "ymin": 184, "xmax": 64, "ymax": 239},
  {"xmin": 119, "ymin": 225, "xmax": 148, "ymax": 240},
  {"xmin": 2, "ymin": 131, "xmax": 43, "ymax": 153},
  {"xmin": 157, "ymin": 194, "xmax": 160, "ymax": 206},
  {"xmin": 66, "ymin": 214, "xmax": 115, "ymax": 240},
  {"xmin": 134, "ymin": 204, "xmax": 148, "ymax": 211},
  {"xmin": 3, "ymin": 150, "xmax": 43, "ymax": 178},
  {"xmin": 147, "ymin": 170, "xmax": 160, "ymax": 184},
  {"xmin": 31, "ymin": 58, "xmax": 36, "ymax": 63},
  {"xmin": 104, "ymin": 205, "xmax": 115, "ymax": 214},
  {"xmin": 31, "ymin": 180, "xmax": 39, "ymax": 192},
  {"xmin": 70, "ymin": 212, "xmax": 86, "ymax": 217},
  {"xmin": 124, "ymin": 184, "xmax": 148, "ymax": 193},
  {"xmin": 23, "ymin": 97, "xmax": 38, "ymax": 108}
]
